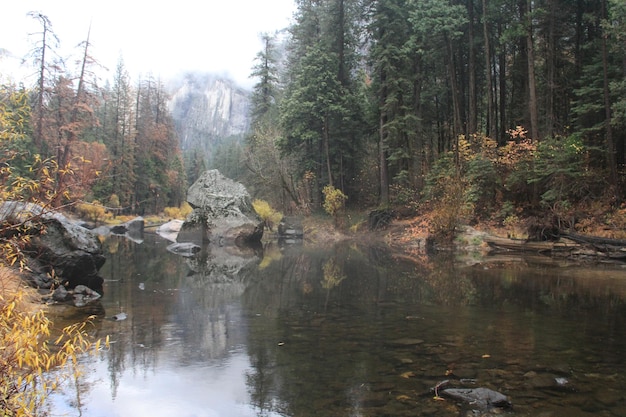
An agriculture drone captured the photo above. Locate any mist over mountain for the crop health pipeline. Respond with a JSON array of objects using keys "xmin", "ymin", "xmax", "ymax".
[{"xmin": 167, "ymin": 72, "xmax": 251, "ymax": 163}]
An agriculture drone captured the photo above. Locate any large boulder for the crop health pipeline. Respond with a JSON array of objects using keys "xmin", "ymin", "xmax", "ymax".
[
  {"xmin": 178, "ymin": 170, "xmax": 263, "ymax": 246},
  {"xmin": 0, "ymin": 202, "xmax": 105, "ymax": 292}
]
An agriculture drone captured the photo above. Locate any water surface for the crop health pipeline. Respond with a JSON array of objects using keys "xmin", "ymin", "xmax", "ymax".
[{"xmin": 49, "ymin": 233, "xmax": 626, "ymax": 416}]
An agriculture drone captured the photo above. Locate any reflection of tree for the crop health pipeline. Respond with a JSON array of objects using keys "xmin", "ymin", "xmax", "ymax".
[
  {"xmin": 321, "ymin": 257, "xmax": 346, "ymax": 289},
  {"xmin": 321, "ymin": 257, "xmax": 346, "ymax": 310},
  {"xmin": 57, "ymin": 235, "xmax": 626, "ymax": 417},
  {"xmin": 96, "ymin": 235, "xmax": 191, "ymax": 399},
  {"xmin": 242, "ymin": 244, "xmax": 626, "ymax": 415}
]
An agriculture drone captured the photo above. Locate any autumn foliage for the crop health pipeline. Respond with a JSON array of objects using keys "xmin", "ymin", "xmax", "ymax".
[
  {"xmin": 0, "ymin": 269, "xmax": 106, "ymax": 416},
  {"xmin": 252, "ymin": 199, "xmax": 283, "ymax": 231}
]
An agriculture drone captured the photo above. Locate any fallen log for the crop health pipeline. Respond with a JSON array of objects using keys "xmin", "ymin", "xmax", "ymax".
[
  {"xmin": 483, "ymin": 236, "xmax": 577, "ymax": 253},
  {"xmin": 484, "ymin": 235, "xmax": 626, "ymax": 261},
  {"xmin": 561, "ymin": 231, "xmax": 626, "ymax": 247}
]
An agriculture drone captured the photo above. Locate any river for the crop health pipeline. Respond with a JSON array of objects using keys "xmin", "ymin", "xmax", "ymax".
[{"xmin": 47, "ymin": 232, "xmax": 626, "ymax": 416}]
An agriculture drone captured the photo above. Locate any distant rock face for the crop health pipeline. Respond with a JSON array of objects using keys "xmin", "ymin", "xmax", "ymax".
[
  {"xmin": 178, "ymin": 170, "xmax": 263, "ymax": 246},
  {"xmin": 168, "ymin": 72, "xmax": 250, "ymax": 154}
]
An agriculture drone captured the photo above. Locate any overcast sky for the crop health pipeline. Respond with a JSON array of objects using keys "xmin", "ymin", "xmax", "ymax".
[{"xmin": 0, "ymin": 0, "xmax": 295, "ymax": 89}]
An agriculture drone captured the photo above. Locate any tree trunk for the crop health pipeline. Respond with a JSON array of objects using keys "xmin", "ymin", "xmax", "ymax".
[
  {"xmin": 468, "ymin": 0, "xmax": 478, "ymax": 135},
  {"xmin": 525, "ymin": 0, "xmax": 540, "ymax": 140},
  {"xmin": 412, "ymin": 54, "xmax": 424, "ymax": 189},
  {"xmin": 337, "ymin": 0, "xmax": 347, "ymax": 86},
  {"xmin": 324, "ymin": 113, "xmax": 333, "ymax": 187},
  {"xmin": 379, "ymin": 113, "xmax": 389, "ymax": 206},
  {"xmin": 546, "ymin": 0, "xmax": 556, "ymax": 138},
  {"xmin": 601, "ymin": 0, "xmax": 619, "ymax": 197},
  {"xmin": 446, "ymin": 36, "xmax": 463, "ymax": 140},
  {"xmin": 498, "ymin": 22, "xmax": 507, "ymax": 144},
  {"xmin": 483, "ymin": 0, "xmax": 496, "ymax": 139}
]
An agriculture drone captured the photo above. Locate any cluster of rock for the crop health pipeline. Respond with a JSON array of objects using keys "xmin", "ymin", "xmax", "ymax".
[
  {"xmin": 2, "ymin": 170, "xmax": 284, "ymax": 309},
  {"xmin": 92, "ymin": 216, "xmax": 145, "ymax": 243},
  {"xmin": 0, "ymin": 201, "xmax": 106, "ymax": 300}
]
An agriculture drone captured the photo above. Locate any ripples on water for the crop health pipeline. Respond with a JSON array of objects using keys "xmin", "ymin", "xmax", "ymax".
[{"xmin": 48, "ymin": 234, "xmax": 626, "ymax": 417}]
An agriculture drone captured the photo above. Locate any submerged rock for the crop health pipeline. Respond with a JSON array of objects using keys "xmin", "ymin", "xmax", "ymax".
[
  {"xmin": 111, "ymin": 312, "xmax": 127, "ymax": 321},
  {"xmin": 441, "ymin": 387, "xmax": 511, "ymax": 410}
]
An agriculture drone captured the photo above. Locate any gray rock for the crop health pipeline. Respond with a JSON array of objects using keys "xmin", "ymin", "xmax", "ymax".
[
  {"xmin": 157, "ymin": 219, "xmax": 184, "ymax": 242},
  {"xmin": 72, "ymin": 285, "xmax": 101, "ymax": 307},
  {"xmin": 441, "ymin": 387, "xmax": 511, "ymax": 410},
  {"xmin": 111, "ymin": 312, "xmax": 127, "ymax": 321},
  {"xmin": 22, "ymin": 271, "xmax": 53, "ymax": 289},
  {"xmin": 124, "ymin": 216, "xmax": 145, "ymax": 234},
  {"xmin": 108, "ymin": 216, "xmax": 144, "ymax": 243},
  {"xmin": 52, "ymin": 285, "xmax": 70, "ymax": 302},
  {"xmin": 178, "ymin": 170, "xmax": 263, "ymax": 246},
  {"xmin": 278, "ymin": 216, "xmax": 304, "ymax": 237},
  {"xmin": 0, "ymin": 202, "xmax": 105, "ymax": 292}
]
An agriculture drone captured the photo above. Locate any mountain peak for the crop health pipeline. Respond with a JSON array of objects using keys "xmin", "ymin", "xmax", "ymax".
[{"xmin": 167, "ymin": 71, "xmax": 251, "ymax": 153}]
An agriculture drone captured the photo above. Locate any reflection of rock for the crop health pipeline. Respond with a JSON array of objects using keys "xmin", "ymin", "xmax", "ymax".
[
  {"xmin": 278, "ymin": 216, "xmax": 304, "ymax": 238},
  {"xmin": 173, "ymin": 242, "xmax": 260, "ymax": 363},
  {"xmin": 167, "ymin": 242, "xmax": 201, "ymax": 257},
  {"xmin": 278, "ymin": 216, "xmax": 304, "ymax": 246},
  {"xmin": 0, "ymin": 201, "xmax": 105, "ymax": 292},
  {"xmin": 186, "ymin": 245, "xmax": 260, "ymax": 284},
  {"xmin": 178, "ymin": 170, "xmax": 263, "ymax": 246}
]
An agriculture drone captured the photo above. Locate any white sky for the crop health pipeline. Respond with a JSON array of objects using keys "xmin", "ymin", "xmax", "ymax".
[{"xmin": 0, "ymin": 0, "xmax": 295, "ymax": 89}]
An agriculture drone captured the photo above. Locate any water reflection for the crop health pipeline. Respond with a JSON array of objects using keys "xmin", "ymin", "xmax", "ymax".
[{"xmin": 48, "ymin": 234, "xmax": 626, "ymax": 417}]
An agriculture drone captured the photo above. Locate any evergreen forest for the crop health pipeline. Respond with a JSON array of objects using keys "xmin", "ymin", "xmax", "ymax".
[{"xmin": 3, "ymin": 0, "xmax": 626, "ymax": 238}]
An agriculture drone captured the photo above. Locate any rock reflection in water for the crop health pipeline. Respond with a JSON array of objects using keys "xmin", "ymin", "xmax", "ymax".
[{"xmin": 47, "ymin": 235, "xmax": 626, "ymax": 417}]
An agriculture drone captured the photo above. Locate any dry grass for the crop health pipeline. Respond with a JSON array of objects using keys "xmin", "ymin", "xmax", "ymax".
[{"xmin": 0, "ymin": 267, "xmax": 42, "ymax": 313}]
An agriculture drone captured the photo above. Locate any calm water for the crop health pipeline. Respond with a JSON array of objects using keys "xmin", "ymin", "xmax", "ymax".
[{"xmin": 47, "ymin": 232, "xmax": 626, "ymax": 417}]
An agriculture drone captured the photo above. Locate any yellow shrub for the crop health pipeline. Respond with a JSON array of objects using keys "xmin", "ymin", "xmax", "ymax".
[
  {"xmin": 163, "ymin": 206, "xmax": 180, "ymax": 219},
  {"xmin": 252, "ymin": 199, "xmax": 283, "ymax": 231},
  {"xmin": 76, "ymin": 201, "xmax": 107, "ymax": 223},
  {"xmin": 0, "ymin": 275, "xmax": 107, "ymax": 416},
  {"xmin": 322, "ymin": 185, "xmax": 348, "ymax": 228},
  {"xmin": 163, "ymin": 202, "xmax": 193, "ymax": 220}
]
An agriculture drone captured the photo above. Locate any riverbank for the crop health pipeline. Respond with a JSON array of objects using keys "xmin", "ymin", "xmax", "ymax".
[
  {"xmin": 0, "ymin": 267, "xmax": 42, "ymax": 312},
  {"xmin": 300, "ymin": 208, "xmax": 626, "ymax": 265}
]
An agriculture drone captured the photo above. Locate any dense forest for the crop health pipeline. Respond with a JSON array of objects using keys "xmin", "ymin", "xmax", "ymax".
[
  {"xmin": 1, "ymin": 13, "xmax": 186, "ymax": 216},
  {"xmin": 2, "ymin": 0, "xmax": 626, "ymax": 237},
  {"xmin": 238, "ymin": 0, "xmax": 626, "ymax": 237}
]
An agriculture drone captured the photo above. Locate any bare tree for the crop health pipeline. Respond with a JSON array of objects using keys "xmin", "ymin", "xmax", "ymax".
[{"xmin": 27, "ymin": 12, "xmax": 60, "ymax": 152}]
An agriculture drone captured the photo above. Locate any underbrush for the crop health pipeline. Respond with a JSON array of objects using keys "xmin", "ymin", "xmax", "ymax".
[{"xmin": 0, "ymin": 268, "xmax": 106, "ymax": 416}]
